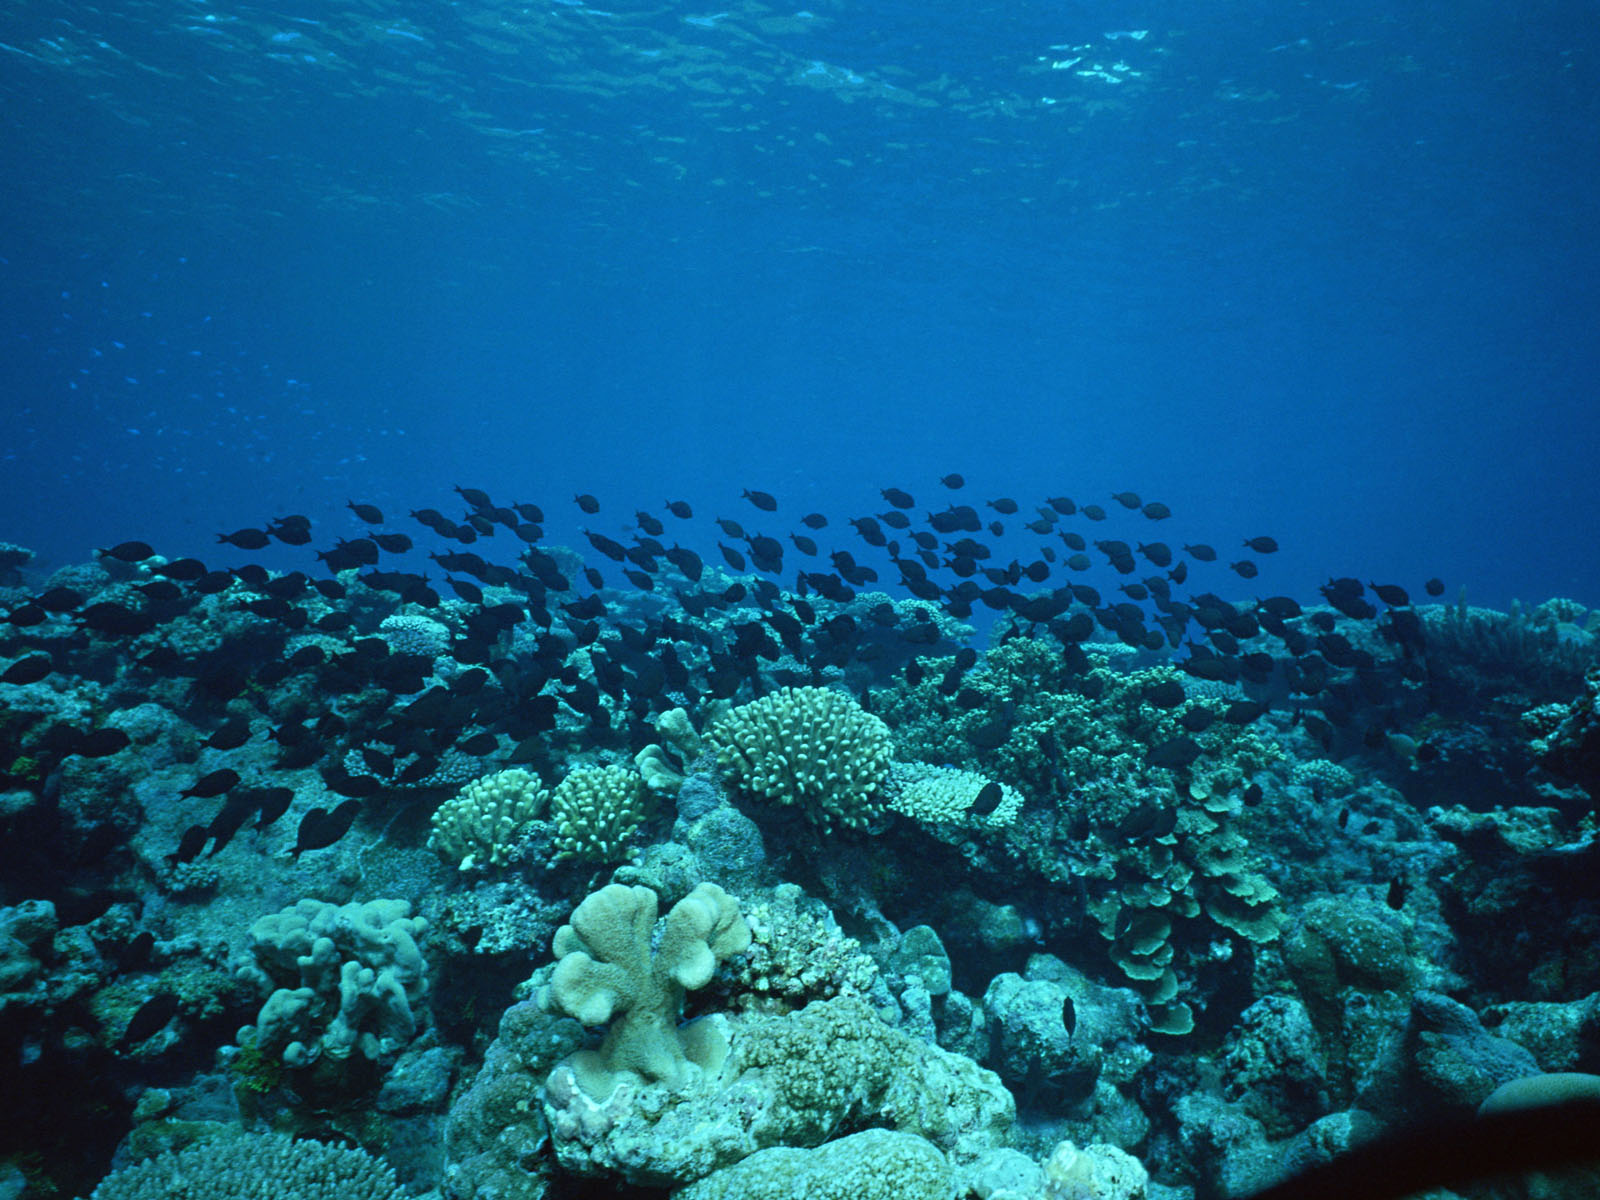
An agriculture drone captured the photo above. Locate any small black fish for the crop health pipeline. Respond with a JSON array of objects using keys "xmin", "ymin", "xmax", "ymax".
[
  {"xmin": 1230, "ymin": 560, "xmax": 1259, "ymax": 579},
  {"xmin": 456, "ymin": 484, "xmax": 492, "ymax": 509},
  {"xmin": 801, "ymin": 512, "xmax": 828, "ymax": 529},
  {"xmin": 1337, "ymin": 806, "xmax": 1351, "ymax": 829},
  {"xmin": 217, "ymin": 528, "xmax": 271, "ymax": 550},
  {"xmin": 292, "ymin": 799, "xmax": 362, "ymax": 857},
  {"xmin": 1369, "ymin": 582, "xmax": 1410, "ymax": 607},
  {"xmin": 1424, "ymin": 577, "xmax": 1445, "ymax": 597},
  {"xmin": 1242, "ymin": 783, "xmax": 1263, "ymax": 806},
  {"xmin": 574, "ymin": 493, "xmax": 600, "ymax": 514},
  {"xmin": 168, "ymin": 824, "xmax": 210, "ymax": 864},
  {"xmin": 348, "ymin": 501, "xmax": 384, "ymax": 523},
  {"xmin": 970, "ymin": 781, "xmax": 1004, "ymax": 816},
  {"xmin": 154, "ymin": 558, "xmax": 207, "ymax": 582},
  {"xmin": 457, "ymin": 732, "xmax": 500, "ymax": 756},
  {"xmin": 939, "ymin": 474, "xmax": 965, "ymax": 489},
  {"xmin": 119, "ymin": 993, "xmax": 181, "ymax": 1047},
  {"xmin": 1061, "ymin": 995, "xmax": 1076, "ymax": 1036},
  {"xmin": 1, "ymin": 655, "xmax": 52, "ymax": 685},
  {"xmin": 789, "ymin": 534, "xmax": 818, "ymax": 556},
  {"xmin": 1081, "ymin": 504, "xmax": 1107, "ymax": 521},
  {"xmin": 373, "ymin": 532, "xmax": 412, "ymax": 553},
  {"xmin": 1386, "ymin": 876, "xmax": 1407, "ymax": 909},
  {"xmin": 1046, "ymin": 496, "xmax": 1076, "ymax": 515},
  {"xmin": 986, "ymin": 498, "xmax": 1018, "ymax": 515},
  {"xmin": 99, "ymin": 540, "xmax": 156, "ymax": 562},
  {"xmin": 1145, "ymin": 679, "xmax": 1186, "ymax": 709},
  {"xmin": 1223, "ymin": 700, "xmax": 1268, "ymax": 725},
  {"xmin": 77, "ymin": 728, "xmax": 131, "ymax": 758},
  {"xmin": 742, "ymin": 488, "xmax": 778, "ymax": 512},
  {"xmin": 881, "ymin": 487, "xmax": 915, "ymax": 509},
  {"xmin": 1146, "ymin": 736, "xmax": 1203, "ymax": 769},
  {"xmin": 665, "ymin": 499, "xmax": 693, "ymax": 518},
  {"xmin": 254, "ymin": 787, "xmax": 294, "ymax": 830},
  {"xmin": 1243, "ymin": 536, "xmax": 1279, "ymax": 554},
  {"xmin": 1111, "ymin": 491, "xmax": 1141, "ymax": 509},
  {"xmin": 181, "ymin": 768, "xmax": 240, "ymax": 799},
  {"xmin": 1184, "ymin": 544, "xmax": 1217, "ymax": 562},
  {"xmin": 1141, "ymin": 502, "xmax": 1171, "ymax": 520}
]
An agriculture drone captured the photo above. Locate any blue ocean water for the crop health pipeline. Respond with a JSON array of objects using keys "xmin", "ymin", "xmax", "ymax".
[
  {"xmin": 5, "ymin": 5, "xmax": 1600, "ymax": 1199},
  {"xmin": 3, "ymin": 0, "xmax": 1596, "ymax": 607}
]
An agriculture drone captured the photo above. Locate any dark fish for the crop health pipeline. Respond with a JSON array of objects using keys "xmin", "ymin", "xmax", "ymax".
[
  {"xmin": 154, "ymin": 558, "xmax": 207, "ymax": 581},
  {"xmin": 455, "ymin": 485, "xmax": 492, "ymax": 509},
  {"xmin": 1184, "ymin": 544, "xmax": 1217, "ymax": 562},
  {"xmin": 742, "ymin": 489, "xmax": 778, "ymax": 512},
  {"xmin": 986, "ymin": 498, "xmax": 1019, "ymax": 515},
  {"xmin": 1243, "ymin": 536, "xmax": 1279, "ymax": 554},
  {"xmin": 217, "ymin": 528, "xmax": 271, "ymax": 550},
  {"xmin": 1424, "ymin": 577, "xmax": 1445, "ymax": 597},
  {"xmin": 254, "ymin": 787, "xmax": 294, "ymax": 830},
  {"xmin": 719, "ymin": 543, "xmax": 747, "ymax": 571},
  {"xmin": 1230, "ymin": 560, "xmax": 1259, "ymax": 579},
  {"xmin": 574, "ymin": 494, "xmax": 600, "ymax": 514},
  {"xmin": 1385, "ymin": 876, "xmax": 1407, "ymax": 909},
  {"xmin": 1178, "ymin": 707, "xmax": 1216, "ymax": 733},
  {"xmin": 665, "ymin": 500, "xmax": 693, "ymax": 518},
  {"xmin": 881, "ymin": 487, "xmax": 915, "ymax": 508},
  {"xmin": 790, "ymin": 534, "xmax": 818, "ymax": 556},
  {"xmin": 180, "ymin": 768, "xmax": 240, "ymax": 799},
  {"xmin": 1081, "ymin": 505, "xmax": 1107, "ymax": 521},
  {"xmin": 970, "ymin": 781, "xmax": 1004, "ymax": 816},
  {"xmin": 373, "ymin": 532, "xmax": 413, "ymax": 553},
  {"xmin": 194, "ymin": 570, "xmax": 234, "ymax": 595},
  {"xmin": 1337, "ymin": 806, "xmax": 1351, "ymax": 829},
  {"xmin": 168, "ymin": 824, "xmax": 210, "ymax": 864},
  {"xmin": 1046, "ymin": 496, "xmax": 1076, "ymax": 515},
  {"xmin": 119, "ymin": 993, "xmax": 181, "ymax": 1046},
  {"xmin": 1146, "ymin": 736, "xmax": 1203, "ymax": 769},
  {"xmin": 1145, "ymin": 680, "xmax": 1186, "ymax": 709},
  {"xmin": 1138, "ymin": 542, "xmax": 1173, "ymax": 568},
  {"xmin": 100, "ymin": 540, "xmax": 155, "ymax": 562},
  {"xmin": 585, "ymin": 531, "xmax": 626, "ymax": 561},
  {"xmin": 801, "ymin": 512, "xmax": 828, "ymax": 529},
  {"xmin": 1111, "ymin": 491, "xmax": 1141, "ymax": 509},
  {"xmin": 77, "ymin": 728, "xmax": 131, "ymax": 758},
  {"xmin": 1, "ymin": 655, "xmax": 51, "ymax": 685},
  {"xmin": 1223, "ymin": 700, "xmax": 1268, "ymax": 725},
  {"xmin": 457, "ymin": 732, "xmax": 500, "ymax": 756},
  {"xmin": 665, "ymin": 546, "xmax": 704, "ymax": 581},
  {"xmin": 268, "ymin": 516, "xmax": 313, "ymax": 545},
  {"xmin": 939, "ymin": 474, "xmax": 965, "ymax": 489},
  {"xmin": 1141, "ymin": 501, "xmax": 1171, "ymax": 520},
  {"xmin": 635, "ymin": 510, "xmax": 665, "ymax": 537},
  {"xmin": 348, "ymin": 501, "xmax": 384, "ymax": 523},
  {"xmin": 1369, "ymin": 582, "xmax": 1410, "ymax": 607},
  {"xmin": 292, "ymin": 799, "xmax": 362, "ymax": 858},
  {"xmin": 135, "ymin": 579, "xmax": 182, "ymax": 602},
  {"xmin": 1061, "ymin": 996, "xmax": 1076, "ymax": 1036}
]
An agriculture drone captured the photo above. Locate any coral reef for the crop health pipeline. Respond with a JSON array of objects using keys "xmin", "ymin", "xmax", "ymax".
[
  {"xmin": 708, "ymin": 686, "xmax": 893, "ymax": 832},
  {"xmin": 428, "ymin": 767, "xmax": 547, "ymax": 871}
]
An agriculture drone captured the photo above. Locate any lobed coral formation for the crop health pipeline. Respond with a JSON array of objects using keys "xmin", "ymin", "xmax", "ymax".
[
  {"xmin": 235, "ymin": 898, "xmax": 429, "ymax": 1090},
  {"xmin": 536, "ymin": 881, "xmax": 750, "ymax": 1097}
]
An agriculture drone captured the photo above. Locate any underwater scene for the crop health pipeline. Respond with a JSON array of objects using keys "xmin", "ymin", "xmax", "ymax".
[{"xmin": 2, "ymin": 0, "xmax": 1599, "ymax": 1199}]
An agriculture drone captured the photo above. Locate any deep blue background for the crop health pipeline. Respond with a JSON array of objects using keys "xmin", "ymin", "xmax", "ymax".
[{"xmin": 3, "ymin": 0, "xmax": 1597, "ymax": 609}]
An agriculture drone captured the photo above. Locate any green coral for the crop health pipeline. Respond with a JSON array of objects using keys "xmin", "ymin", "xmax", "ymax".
[
  {"xmin": 83, "ymin": 1130, "xmax": 404, "ymax": 1200},
  {"xmin": 549, "ymin": 764, "xmax": 653, "ymax": 863},
  {"xmin": 428, "ymin": 768, "xmax": 547, "ymax": 871},
  {"xmin": 677, "ymin": 1129, "xmax": 951, "ymax": 1200},
  {"xmin": 708, "ymin": 686, "xmax": 893, "ymax": 833},
  {"xmin": 886, "ymin": 762, "xmax": 1023, "ymax": 829}
]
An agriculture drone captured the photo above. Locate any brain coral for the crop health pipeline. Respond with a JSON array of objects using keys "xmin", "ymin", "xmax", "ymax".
[{"xmin": 708, "ymin": 686, "xmax": 893, "ymax": 833}]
